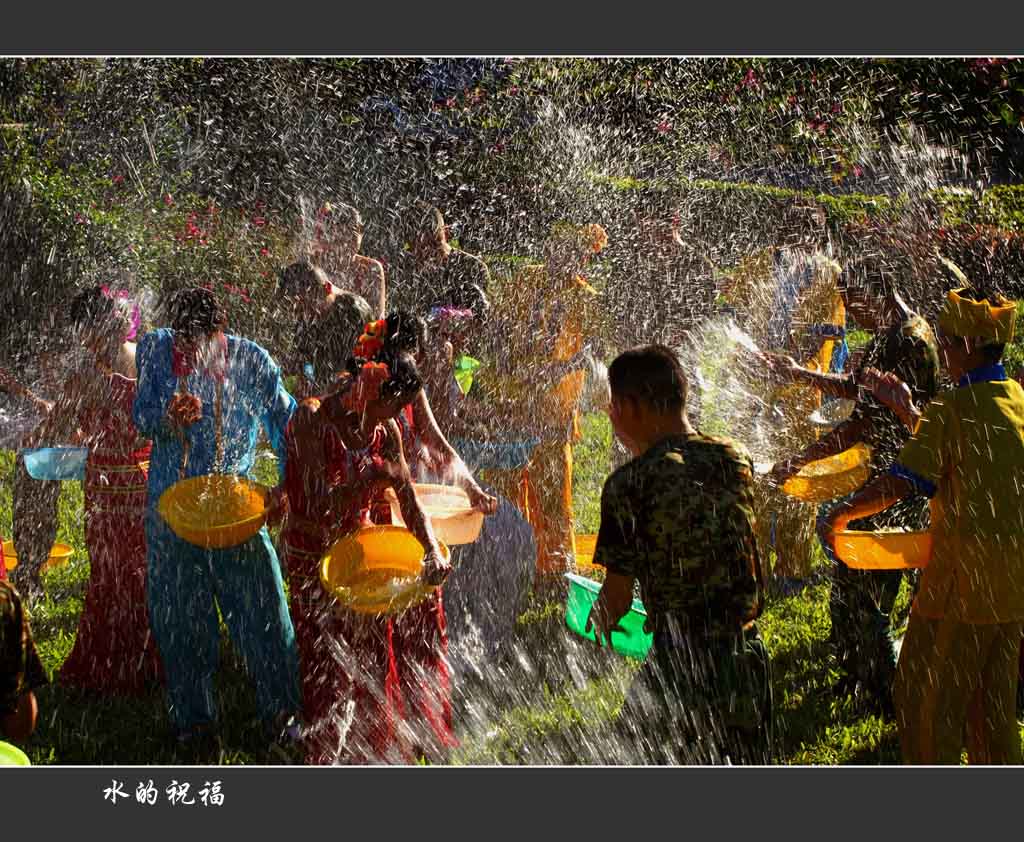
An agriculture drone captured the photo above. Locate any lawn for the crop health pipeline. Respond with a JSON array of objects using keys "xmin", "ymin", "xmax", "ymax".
[{"xmin": 0, "ymin": 414, "xmax": 1008, "ymax": 765}]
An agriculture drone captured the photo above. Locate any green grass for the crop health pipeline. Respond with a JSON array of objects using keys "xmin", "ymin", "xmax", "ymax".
[{"xmin": 2, "ymin": 419, "xmax": 1019, "ymax": 765}]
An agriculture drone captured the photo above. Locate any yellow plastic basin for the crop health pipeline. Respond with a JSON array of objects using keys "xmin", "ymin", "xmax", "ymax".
[
  {"xmin": 158, "ymin": 475, "xmax": 269, "ymax": 549},
  {"xmin": 387, "ymin": 483, "xmax": 484, "ymax": 546},
  {"xmin": 320, "ymin": 526, "xmax": 451, "ymax": 615},
  {"xmin": 2, "ymin": 540, "xmax": 73, "ymax": 572},
  {"xmin": 834, "ymin": 530, "xmax": 933, "ymax": 570},
  {"xmin": 781, "ymin": 443, "xmax": 872, "ymax": 504},
  {"xmin": 574, "ymin": 533, "xmax": 598, "ymax": 569}
]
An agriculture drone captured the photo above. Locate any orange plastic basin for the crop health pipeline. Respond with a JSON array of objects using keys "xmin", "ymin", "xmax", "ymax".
[
  {"xmin": 2, "ymin": 540, "xmax": 73, "ymax": 572},
  {"xmin": 158, "ymin": 475, "xmax": 269, "ymax": 549},
  {"xmin": 386, "ymin": 483, "xmax": 484, "ymax": 546},
  {"xmin": 781, "ymin": 443, "xmax": 872, "ymax": 504},
  {"xmin": 834, "ymin": 530, "xmax": 932, "ymax": 570},
  {"xmin": 320, "ymin": 526, "xmax": 451, "ymax": 615}
]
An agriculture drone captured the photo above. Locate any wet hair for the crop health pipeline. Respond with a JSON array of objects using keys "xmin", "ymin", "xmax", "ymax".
[
  {"xmin": 410, "ymin": 202, "xmax": 445, "ymax": 243},
  {"xmin": 382, "ymin": 310, "xmax": 429, "ymax": 356},
  {"xmin": 278, "ymin": 260, "xmax": 331, "ymax": 298},
  {"xmin": 608, "ymin": 345, "xmax": 688, "ymax": 414},
  {"xmin": 69, "ymin": 285, "xmax": 117, "ymax": 327},
  {"xmin": 168, "ymin": 287, "xmax": 228, "ymax": 337},
  {"xmin": 319, "ymin": 202, "xmax": 363, "ymax": 236},
  {"xmin": 297, "ymin": 292, "xmax": 373, "ymax": 376},
  {"xmin": 377, "ymin": 350, "xmax": 424, "ymax": 405}
]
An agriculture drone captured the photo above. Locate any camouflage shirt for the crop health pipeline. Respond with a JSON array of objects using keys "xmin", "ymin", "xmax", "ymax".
[
  {"xmin": 0, "ymin": 580, "xmax": 47, "ymax": 717},
  {"xmin": 593, "ymin": 433, "xmax": 764, "ymax": 637},
  {"xmin": 848, "ymin": 312, "xmax": 941, "ymax": 530}
]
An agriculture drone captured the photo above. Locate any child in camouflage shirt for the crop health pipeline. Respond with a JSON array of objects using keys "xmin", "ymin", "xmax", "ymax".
[{"xmin": 588, "ymin": 345, "xmax": 771, "ymax": 764}]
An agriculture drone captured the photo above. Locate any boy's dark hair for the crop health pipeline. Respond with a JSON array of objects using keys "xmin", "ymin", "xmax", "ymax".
[
  {"xmin": 608, "ymin": 344, "xmax": 688, "ymax": 414},
  {"xmin": 69, "ymin": 285, "xmax": 116, "ymax": 327},
  {"xmin": 168, "ymin": 287, "xmax": 228, "ymax": 337}
]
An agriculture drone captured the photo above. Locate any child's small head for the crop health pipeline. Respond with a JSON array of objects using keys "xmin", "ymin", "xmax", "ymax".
[
  {"xmin": 936, "ymin": 282, "xmax": 1016, "ymax": 381},
  {"xmin": 607, "ymin": 344, "xmax": 688, "ymax": 455},
  {"xmin": 408, "ymin": 203, "xmax": 448, "ymax": 260}
]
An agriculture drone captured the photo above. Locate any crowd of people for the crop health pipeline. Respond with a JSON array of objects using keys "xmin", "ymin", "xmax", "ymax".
[{"xmin": 2, "ymin": 198, "xmax": 1024, "ymax": 767}]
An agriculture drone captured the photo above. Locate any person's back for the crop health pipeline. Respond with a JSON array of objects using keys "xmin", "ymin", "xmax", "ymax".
[
  {"xmin": 599, "ymin": 432, "xmax": 762, "ymax": 638},
  {"xmin": 589, "ymin": 345, "xmax": 770, "ymax": 765}
]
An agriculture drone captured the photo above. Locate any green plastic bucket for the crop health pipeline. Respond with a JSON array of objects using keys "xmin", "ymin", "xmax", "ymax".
[
  {"xmin": 564, "ymin": 573, "xmax": 653, "ymax": 660},
  {"xmin": 0, "ymin": 741, "xmax": 30, "ymax": 766}
]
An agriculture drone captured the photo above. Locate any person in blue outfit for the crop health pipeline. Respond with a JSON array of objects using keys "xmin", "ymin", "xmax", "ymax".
[{"xmin": 133, "ymin": 286, "xmax": 300, "ymax": 746}]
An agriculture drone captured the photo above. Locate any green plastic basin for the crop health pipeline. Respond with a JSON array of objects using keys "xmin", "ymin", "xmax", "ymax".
[
  {"xmin": 0, "ymin": 741, "xmax": 30, "ymax": 766},
  {"xmin": 564, "ymin": 573, "xmax": 653, "ymax": 660}
]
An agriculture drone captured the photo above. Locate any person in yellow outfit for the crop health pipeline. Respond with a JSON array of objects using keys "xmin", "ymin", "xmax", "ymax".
[
  {"xmin": 480, "ymin": 222, "xmax": 609, "ymax": 590},
  {"xmin": 823, "ymin": 279, "xmax": 1024, "ymax": 764},
  {"xmin": 721, "ymin": 206, "xmax": 845, "ymax": 588}
]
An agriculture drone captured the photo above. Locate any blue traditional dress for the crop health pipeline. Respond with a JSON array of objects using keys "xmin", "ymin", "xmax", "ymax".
[{"xmin": 133, "ymin": 328, "xmax": 300, "ymax": 735}]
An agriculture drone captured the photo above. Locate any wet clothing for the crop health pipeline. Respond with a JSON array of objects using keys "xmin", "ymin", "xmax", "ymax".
[
  {"xmin": 482, "ymin": 266, "xmax": 603, "ymax": 578},
  {"xmin": 0, "ymin": 580, "xmax": 47, "ymax": 719},
  {"xmin": 408, "ymin": 248, "xmax": 489, "ymax": 313},
  {"xmin": 280, "ymin": 398, "xmax": 454, "ymax": 765},
  {"xmin": 889, "ymin": 366, "xmax": 1024, "ymax": 763},
  {"xmin": 59, "ymin": 373, "xmax": 162, "ymax": 695},
  {"xmin": 821, "ymin": 313, "xmax": 941, "ymax": 706},
  {"xmin": 594, "ymin": 433, "xmax": 770, "ymax": 763},
  {"xmin": 133, "ymin": 329, "xmax": 299, "ymax": 734}
]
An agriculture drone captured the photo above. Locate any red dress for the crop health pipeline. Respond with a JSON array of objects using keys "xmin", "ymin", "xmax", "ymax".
[
  {"xmin": 59, "ymin": 373, "xmax": 163, "ymax": 694},
  {"xmin": 281, "ymin": 399, "xmax": 453, "ymax": 765}
]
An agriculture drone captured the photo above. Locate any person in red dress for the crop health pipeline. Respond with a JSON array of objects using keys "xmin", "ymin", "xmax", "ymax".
[
  {"xmin": 25, "ymin": 286, "xmax": 162, "ymax": 695},
  {"xmin": 280, "ymin": 307, "xmax": 452, "ymax": 764}
]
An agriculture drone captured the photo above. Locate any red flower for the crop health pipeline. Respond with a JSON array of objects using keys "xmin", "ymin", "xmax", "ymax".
[
  {"xmin": 259, "ymin": 247, "xmax": 271, "ymax": 257},
  {"xmin": 111, "ymin": 174, "xmax": 124, "ymax": 185},
  {"xmin": 787, "ymin": 95, "xmax": 798, "ymax": 107},
  {"xmin": 656, "ymin": 120, "xmax": 673, "ymax": 134},
  {"xmin": 251, "ymin": 216, "xmax": 267, "ymax": 227},
  {"xmin": 831, "ymin": 101, "xmax": 843, "ymax": 114},
  {"xmin": 852, "ymin": 164, "xmax": 864, "ymax": 178},
  {"xmin": 741, "ymin": 68, "xmax": 759, "ymax": 89},
  {"xmin": 74, "ymin": 212, "xmax": 87, "ymax": 225},
  {"xmin": 445, "ymin": 97, "xmax": 457, "ymax": 109},
  {"xmin": 508, "ymin": 86, "xmax": 519, "ymax": 96},
  {"xmin": 163, "ymin": 193, "xmax": 174, "ymax": 207}
]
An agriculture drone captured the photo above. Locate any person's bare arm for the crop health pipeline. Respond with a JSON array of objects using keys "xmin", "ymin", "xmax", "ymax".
[
  {"xmin": 412, "ymin": 391, "xmax": 497, "ymax": 514},
  {"xmin": 762, "ymin": 353, "xmax": 859, "ymax": 400}
]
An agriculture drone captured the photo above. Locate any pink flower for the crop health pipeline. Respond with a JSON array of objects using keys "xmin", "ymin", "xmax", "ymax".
[
  {"xmin": 74, "ymin": 212, "xmax": 87, "ymax": 225},
  {"xmin": 445, "ymin": 97, "xmax": 457, "ymax": 109},
  {"xmin": 831, "ymin": 101, "xmax": 842, "ymax": 114},
  {"xmin": 741, "ymin": 68, "xmax": 759, "ymax": 89},
  {"xmin": 251, "ymin": 216, "xmax": 266, "ymax": 227},
  {"xmin": 259, "ymin": 247, "xmax": 270, "ymax": 257},
  {"xmin": 787, "ymin": 95, "xmax": 798, "ymax": 107},
  {"xmin": 163, "ymin": 193, "xmax": 174, "ymax": 207},
  {"xmin": 111, "ymin": 174, "xmax": 124, "ymax": 185},
  {"xmin": 852, "ymin": 164, "xmax": 863, "ymax": 178},
  {"xmin": 656, "ymin": 120, "xmax": 673, "ymax": 134},
  {"xmin": 508, "ymin": 86, "xmax": 519, "ymax": 96}
]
